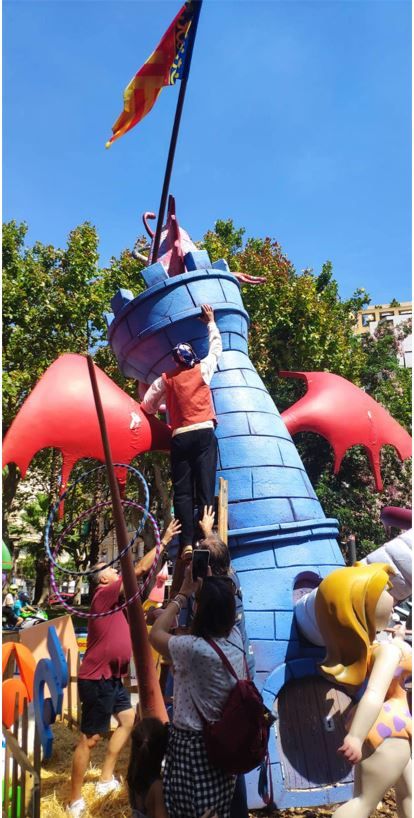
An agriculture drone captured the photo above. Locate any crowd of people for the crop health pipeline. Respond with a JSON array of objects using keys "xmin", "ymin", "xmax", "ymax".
[
  {"xmin": 66, "ymin": 509, "xmax": 252, "ymax": 818},
  {"xmin": 2, "ymin": 585, "xmax": 37, "ymax": 628}
]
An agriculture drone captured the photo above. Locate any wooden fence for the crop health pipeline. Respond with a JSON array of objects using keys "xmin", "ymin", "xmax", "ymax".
[{"xmin": 2, "ymin": 694, "xmax": 41, "ymax": 818}]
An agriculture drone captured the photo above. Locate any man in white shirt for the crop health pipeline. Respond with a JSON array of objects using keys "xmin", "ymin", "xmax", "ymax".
[{"xmin": 141, "ymin": 304, "xmax": 222, "ymax": 561}]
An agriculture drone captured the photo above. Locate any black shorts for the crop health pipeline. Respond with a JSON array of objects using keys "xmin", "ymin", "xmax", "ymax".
[{"xmin": 78, "ymin": 676, "xmax": 132, "ymax": 736}]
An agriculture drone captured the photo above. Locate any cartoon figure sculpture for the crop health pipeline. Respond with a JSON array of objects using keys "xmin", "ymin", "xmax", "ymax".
[{"xmin": 314, "ymin": 563, "xmax": 412, "ymax": 818}]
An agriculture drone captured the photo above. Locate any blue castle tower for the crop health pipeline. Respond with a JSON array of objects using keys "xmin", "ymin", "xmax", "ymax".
[{"xmin": 106, "ymin": 249, "xmax": 353, "ymax": 809}]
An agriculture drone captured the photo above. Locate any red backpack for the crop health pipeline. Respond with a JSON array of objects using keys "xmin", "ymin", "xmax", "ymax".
[{"xmin": 196, "ymin": 639, "xmax": 274, "ymax": 775}]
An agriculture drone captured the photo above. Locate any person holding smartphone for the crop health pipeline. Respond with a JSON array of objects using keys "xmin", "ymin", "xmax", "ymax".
[
  {"xmin": 141, "ymin": 304, "xmax": 222, "ymax": 563},
  {"xmin": 149, "ymin": 566, "xmax": 246, "ymax": 818}
]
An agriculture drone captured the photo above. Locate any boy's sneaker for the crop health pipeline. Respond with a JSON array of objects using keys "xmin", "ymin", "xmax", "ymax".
[
  {"xmin": 95, "ymin": 776, "xmax": 121, "ymax": 796},
  {"xmin": 66, "ymin": 798, "xmax": 86, "ymax": 818}
]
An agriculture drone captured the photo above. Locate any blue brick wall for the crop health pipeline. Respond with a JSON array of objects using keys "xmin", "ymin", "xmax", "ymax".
[{"xmin": 107, "ymin": 266, "xmax": 346, "ymax": 809}]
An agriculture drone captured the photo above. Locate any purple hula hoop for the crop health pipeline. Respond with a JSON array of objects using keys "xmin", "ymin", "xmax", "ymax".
[{"xmin": 49, "ymin": 500, "xmax": 162, "ymax": 618}]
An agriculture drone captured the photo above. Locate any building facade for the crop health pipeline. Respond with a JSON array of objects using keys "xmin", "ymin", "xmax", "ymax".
[{"xmin": 355, "ymin": 301, "xmax": 412, "ymax": 368}]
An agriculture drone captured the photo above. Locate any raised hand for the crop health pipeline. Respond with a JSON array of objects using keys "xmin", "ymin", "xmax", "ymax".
[
  {"xmin": 162, "ymin": 518, "xmax": 182, "ymax": 546},
  {"xmin": 199, "ymin": 304, "xmax": 214, "ymax": 324},
  {"xmin": 200, "ymin": 505, "xmax": 215, "ymax": 537}
]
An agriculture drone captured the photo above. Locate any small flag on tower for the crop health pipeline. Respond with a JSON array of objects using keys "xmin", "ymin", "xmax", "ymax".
[{"xmin": 106, "ymin": 2, "xmax": 194, "ymax": 148}]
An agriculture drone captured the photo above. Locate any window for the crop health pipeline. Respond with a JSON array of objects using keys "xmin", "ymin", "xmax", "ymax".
[{"xmin": 362, "ymin": 313, "xmax": 375, "ymax": 327}]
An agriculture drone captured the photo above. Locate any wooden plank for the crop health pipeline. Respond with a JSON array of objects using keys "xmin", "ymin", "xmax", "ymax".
[
  {"xmin": 277, "ymin": 679, "xmax": 310, "ymax": 788},
  {"xmin": 33, "ymin": 727, "xmax": 41, "ymax": 818},
  {"xmin": 21, "ymin": 699, "xmax": 28, "ymax": 818},
  {"xmin": 316, "ymin": 684, "xmax": 353, "ymax": 784},
  {"xmin": 67, "ymin": 650, "xmax": 73, "ymax": 725},
  {"xmin": 217, "ymin": 477, "xmax": 228, "ymax": 545},
  {"xmin": 2, "ymin": 729, "xmax": 37, "ymax": 778},
  {"xmin": 11, "ymin": 693, "xmax": 19, "ymax": 818},
  {"xmin": 277, "ymin": 677, "xmax": 354, "ymax": 790},
  {"xmin": 4, "ymin": 730, "xmax": 11, "ymax": 816}
]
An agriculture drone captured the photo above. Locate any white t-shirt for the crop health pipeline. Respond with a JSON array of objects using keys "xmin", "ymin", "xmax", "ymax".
[{"xmin": 169, "ymin": 626, "xmax": 246, "ymax": 731}]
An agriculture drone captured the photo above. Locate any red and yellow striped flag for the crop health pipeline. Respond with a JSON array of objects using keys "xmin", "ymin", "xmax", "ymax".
[{"xmin": 106, "ymin": 3, "xmax": 194, "ymax": 148}]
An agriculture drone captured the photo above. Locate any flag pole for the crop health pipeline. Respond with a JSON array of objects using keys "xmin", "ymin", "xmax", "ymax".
[{"xmin": 151, "ymin": 0, "xmax": 203, "ymax": 264}]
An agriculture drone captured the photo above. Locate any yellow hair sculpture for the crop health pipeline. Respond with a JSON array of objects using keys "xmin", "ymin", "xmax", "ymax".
[{"xmin": 314, "ymin": 562, "xmax": 395, "ymax": 688}]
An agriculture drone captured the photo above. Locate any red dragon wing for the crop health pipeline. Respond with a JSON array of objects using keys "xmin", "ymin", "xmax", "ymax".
[
  {"xmin": 280, "ymin": 371, "xmax": 412, "ymax": 491},
  {"xmin": 3, "ymin": 353, "xmax": 171, "ymax": 495}
]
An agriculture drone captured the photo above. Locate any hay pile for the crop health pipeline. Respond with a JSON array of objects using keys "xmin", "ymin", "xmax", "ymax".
[
  {"xmin": 40, "ymin": 722, "xmax": 397, "ymax": 818},
  {"xmin": 41, "ymin": 721, "xmax": 131, "ymax": 818}
]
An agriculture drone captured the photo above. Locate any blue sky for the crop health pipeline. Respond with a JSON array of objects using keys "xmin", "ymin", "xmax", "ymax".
[{"xmin": 3, "ymin": 0, "xmax": 411, "ymax": 304}]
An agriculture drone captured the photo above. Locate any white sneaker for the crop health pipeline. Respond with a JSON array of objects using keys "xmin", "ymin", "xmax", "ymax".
[
  {"xmin": 66, "ymin": 798, "xmax": 86, "ymax": 818},
  {"xmin": 95, "ymin": 776, "xmax": 121, "ymax": 796}
]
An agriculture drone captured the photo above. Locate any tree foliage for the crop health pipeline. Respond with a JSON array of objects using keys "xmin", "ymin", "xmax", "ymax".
[
  {"xmin": 3, "ymin": 217, "xmax": 411, "ymax": 583},
  {"xmin": 204, "ymin": 219, "xmax": 411, "ymax": 554}
]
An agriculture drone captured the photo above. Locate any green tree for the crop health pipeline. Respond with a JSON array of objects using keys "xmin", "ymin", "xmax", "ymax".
[
  {"xmin": 203, "ymin": 219, "xmax": 411, "ymax": 553},
  {"xmin": 3, "ymin": 217, "xmax": 411, "ymax": 579},
  {"xmin": 2, "ymin": 221, "xmax": 169, "ymax": 596}
]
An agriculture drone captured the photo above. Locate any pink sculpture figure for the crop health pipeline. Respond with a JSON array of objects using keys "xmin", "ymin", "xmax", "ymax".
[
  {"xmin": 280, "ymin": 371, "xmax": 412, "ymax": 491},
  {"xmin": 144, "ymin": 195, "xmax": 266, "ymax": 283},
  {"xmin": 314, "ymin": 563, "xmax": 412, "ymax": 818}
]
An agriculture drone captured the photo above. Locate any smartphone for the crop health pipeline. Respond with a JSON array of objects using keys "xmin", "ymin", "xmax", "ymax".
[{"xmin": 192, "ymin": 549, "xmax": 210, "ymax": 582}]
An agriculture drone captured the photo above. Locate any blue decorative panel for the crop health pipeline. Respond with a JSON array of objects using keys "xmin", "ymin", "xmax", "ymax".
[
  {"xmin": 291, "ymin": 497, "xmax": 324, "ymax": 521},
  {"xmin": 111, "ymin": 288, "xmax": 133, "ymax": 315},
  {"xmin": 275, "ymin": 541, "xmax": 337, "ymax": 567},
  {"xmin": 214, "ymin": 387, "xmax": 276, "ymax": 414},
  {"xmin": 212, "ymin": 258, "xmax": 231, "ymax": 273},
  {"xmin": 187, "ymin": 277, "xmax": 225, "ymax": 306},
  {"xmin": 229, "ymin": 333, "xmax": 248, "ymax": 353},
  {"xmin": 212, "ymin": 369, "xmax": 249, "ymax": 388},
  {"xmin": 229, "ymin": 497, "xmax": 295, "ymax": 529},
  {"xmin": 141, "ymin": 261, "xmax": 169, "ymax": 288},
  {"xmin": 218, "ymin": 436, "xmax": 283, "ymax": 469},
  {"xmin": 244, "ymin": 610, "xmax": 276, "ymax": 639},
  {"xmin": 214, "ymin": 412, "xmax": 250, "ymax": 438},
  {"xmin": 275, "ymin": 610, "xmax": 300, "ymax": 640},
  {"xmin": 253, "ymin": 639, "xmax": 288, "ymax": 672},
  {"xmin": 277, "ymin": 437, "xmax": 307, "ymax": 467},
  {"xmin": 252, "ymin": 466, "xmax": 311, "ymax": 499},
  {"xmin": 216, "ymin": 467, "xmax": 253, "ymax": 501},
  {"xmin": 217, "ymin": 350, "xmax": 251, "ymax": 371},
  {"xmin": 215, "ymin": 312, "xmax": 246, "ymax": 335},
  {"xmin": 184, "ymin": 249, "xmax": 212, "ymax": 270}
]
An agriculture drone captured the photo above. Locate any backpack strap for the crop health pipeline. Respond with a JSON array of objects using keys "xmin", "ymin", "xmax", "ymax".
[{"xmin": 205, "ymin": 639, "xmax": 240, "ymax": 681}]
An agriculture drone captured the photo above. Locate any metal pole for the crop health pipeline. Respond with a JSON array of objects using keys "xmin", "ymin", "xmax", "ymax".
[
  {"xmin": 86, "ymin": 355, "xmax": 167, "ymax": 721},
  {"xmin": 347, "ymin": 534, "xmax": 357, "ymax": 566},
  {"xmin": 151, "ymin": 0, "xmax": 203, "ymax": 263}
]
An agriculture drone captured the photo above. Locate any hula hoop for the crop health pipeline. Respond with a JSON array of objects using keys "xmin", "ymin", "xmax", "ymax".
[
  {"xmin": 45, "ymin": 463, "xmax": 164, "ymax": 618},
  {"xmin": 49, "ymin": 502, "xmax": 162, "ymax": 618},
  {"xmin": 45, "ymin": 463, "xmax": 149, "ymax": 576}
]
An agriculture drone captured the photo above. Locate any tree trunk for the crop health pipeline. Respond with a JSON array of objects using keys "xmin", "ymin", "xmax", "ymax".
[
  {"xmin": 153, "ymin": 460, "xmax": 172, "ymax": 528},
  {"xmin": 33, "ymin": 449, "xmax": 60, "ymax": 604},
  {"xmin": 2, "ymin": 463, "xmax": 20, "ymax": 548},
  {"xmin": 33, "ymin": 548, "xmax": 49, "ymax": 605}
]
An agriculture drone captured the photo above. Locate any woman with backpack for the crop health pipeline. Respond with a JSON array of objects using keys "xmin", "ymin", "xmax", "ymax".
[{"xmin": 149, "ymin": 570, "xmax": 246, "ymax": 818}]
